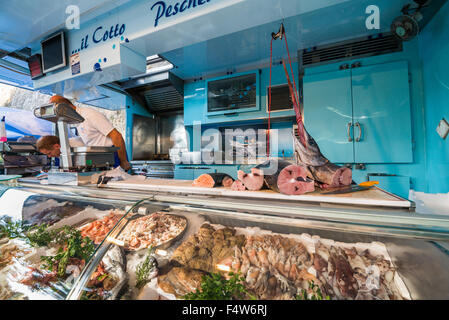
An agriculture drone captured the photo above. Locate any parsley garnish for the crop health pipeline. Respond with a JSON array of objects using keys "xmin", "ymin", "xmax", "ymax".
[{"xmin": 182, "ymin": 272, "xmax": 254, "ymax": 300}]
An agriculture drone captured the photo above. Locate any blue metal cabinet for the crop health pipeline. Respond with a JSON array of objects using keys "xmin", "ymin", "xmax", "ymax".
[
  {"xmin": 303, "ymin": 69, "xmax": 354, "ymax": 163},
  {"xmin": 352, "ymin": 61, "xmax": 413, "ymax": 163},
  {"xmin": 374, "ymin": 175, "xmax": 411, "ymax": 200},
  {"xmin": 304, "ymin": 60, "xmax": 412, "ymax": 165},
  {"xmin": 351, "ymin": 169, "xmax": 411, "ymax": 199}
]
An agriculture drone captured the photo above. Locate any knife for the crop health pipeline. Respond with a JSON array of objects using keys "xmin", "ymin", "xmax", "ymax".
[{"xmin": 322, "ymin": 181, "xmax": 379, "ymax": 195}]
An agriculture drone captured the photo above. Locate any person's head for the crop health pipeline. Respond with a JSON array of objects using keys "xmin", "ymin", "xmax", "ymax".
[
  {"xmin": 49, "ymin": 95, "xmax": 76, "ymax": 110},
  {"xmin": 36, "ymin": 135, "xmax": 61, "ymax": 157}
]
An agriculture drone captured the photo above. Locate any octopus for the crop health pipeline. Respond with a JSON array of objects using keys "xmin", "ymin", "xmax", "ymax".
[
  {"xmin": 229, "ymin": 234, "xmax": 318, "ymax": 300},
  {"xmin": 328, "ymin": 246, "xmax": 359, "ymax": 299}
]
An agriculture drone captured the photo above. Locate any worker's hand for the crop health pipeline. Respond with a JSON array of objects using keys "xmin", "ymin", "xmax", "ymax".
[{"xmin": 121, "ymin": 160, "xmax": 132, "ymax": 171}]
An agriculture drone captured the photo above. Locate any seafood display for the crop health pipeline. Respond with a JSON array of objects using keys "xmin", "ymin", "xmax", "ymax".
[
  {"xmin": 79, "ymin": 211, "xmax": 124, "ymax": 245},
  {"xmin": 237, "ymin": 167, "xmax": 264, "ymax": 191},
  {"xmin": 158, "ymin": 267, "xmax": 206, "ymax": 297},
  {"xmin": 171, "ymin": 223, "xmax": 245, "ymax": 274},
  {"xmin": 231, "ymin": 180, "xmax": 246, "ymax": 191},
  {"xmin": 0, "ymin": 205, "xmax": 128, "ymax": 300},
  {"xmin": 230, "ymin": 233, "xmax": 405, "ymax": 300},
  {"xmin": 263, "ymin": 160, "xmax": 315, "ymax": 195},
  {"xmin": 193, "ymin": 173, "xmax": 234, "ymax": 188},
  {"xmin": 155, "ymin": 223, "xmax": 409, "ymax": 300},
  {"xmin": 0, "ymin": 200, "xmax": 416, "ymax": 301},
  {"xmin": 22, "ymin": 200, "xmax": 85, "ymax": 226},
  {"xmin": 236, "ymin": 132, "xmax": 352, "ymax": 193},
  {"xmin": 0, "ymin": 275, "xmax": 25, "ymax": 300},
  {"xmin": 81, "ymin": 245, "xmax": 127, "ymax": 300},
  {"xmin": 237, "ymin": 160, "xmax": 315, "ymax": 195},
  {"xmin": 117, "ymin": 213, "xmax": 187, "ymax": 251},
  {"xmin": 293, "ymin": 131, "xmax": 353, "ymax": 189},
  {"xmin": 0, "ymin": 241, "xmax": 33, "ymax": 269}
]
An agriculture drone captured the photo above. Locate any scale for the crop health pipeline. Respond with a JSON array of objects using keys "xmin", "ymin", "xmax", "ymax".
[
  {"xmin": 33, "ymin": 103, "xmax": 118, "ymax": 185},
  {"xmin": 0, "ymin": 141, "xmax": 47, "ymax": 176}
]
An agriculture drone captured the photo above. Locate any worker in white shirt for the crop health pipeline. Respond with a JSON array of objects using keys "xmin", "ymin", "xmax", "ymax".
[{"xmin": 37, "ymin": 95, "xmax": 131, "ymax": 170}]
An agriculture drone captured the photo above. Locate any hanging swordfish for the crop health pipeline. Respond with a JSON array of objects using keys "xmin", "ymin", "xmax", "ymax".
[{"xmin": 282, "ymin": 59, "xmax": 353, "ymax": 189}]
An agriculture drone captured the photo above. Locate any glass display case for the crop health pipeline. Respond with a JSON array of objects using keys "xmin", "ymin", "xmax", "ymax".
[
  {"xmin": 0, "ymin": 188, "xmax": 129, "ymax": 300},
  {"xmin": 1, "ymin": 184, "xmax": 449, "ymax": 300}
]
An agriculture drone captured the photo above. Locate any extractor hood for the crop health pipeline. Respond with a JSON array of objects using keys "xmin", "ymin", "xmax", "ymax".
[{"xmin": 113, "ymin": 55, "xmax": 184, "ymax": 114}]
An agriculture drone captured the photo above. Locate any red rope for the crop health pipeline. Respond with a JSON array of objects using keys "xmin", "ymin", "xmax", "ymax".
[
  {"xmin": 267, "ymin": 37, "xmax": 273, "ymax": 157},
  {"xmin": 268, "ymin": 24, "xmax": 304, "ymax": 156},
  {"xmin": 283, "ymin": 32, "xmax": 302, "ymax": 120}
]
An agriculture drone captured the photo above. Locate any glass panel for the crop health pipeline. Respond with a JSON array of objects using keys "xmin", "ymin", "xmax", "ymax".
[
  {"xmin": 0, "ymin": 193, "xmax": 126, "ymax": 300},
  {"xmin": 69, "ymin": 202, "xmax": 449, "ymax": 300}
]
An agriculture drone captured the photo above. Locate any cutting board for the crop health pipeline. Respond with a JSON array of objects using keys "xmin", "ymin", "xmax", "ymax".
[{"xmin": 106, "ymin": 178, "xmax": 411, "ymax": 209}]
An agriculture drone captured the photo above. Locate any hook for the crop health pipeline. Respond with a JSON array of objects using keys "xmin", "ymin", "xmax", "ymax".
[{"xmin": 271, "ymin": 23, "xmax": 285, "ymax": 40}]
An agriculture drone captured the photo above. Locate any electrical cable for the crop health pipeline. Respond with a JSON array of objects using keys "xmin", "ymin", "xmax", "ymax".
[{"xmin": 267, "ymin": 37, "xmax": 273, "ymax": 157}]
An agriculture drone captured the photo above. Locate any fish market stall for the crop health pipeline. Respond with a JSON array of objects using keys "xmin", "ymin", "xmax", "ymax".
[
  {"xmin": 2, "ymin": 0, "xmax": 449, "ymax": 302},
  {"xmin": 1, "ymin": 183, "xmax": 449, "ymax": 300}
]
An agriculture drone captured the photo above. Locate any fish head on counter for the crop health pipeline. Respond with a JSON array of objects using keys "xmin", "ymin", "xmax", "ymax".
[{"xmin": 292, "ymin": 128, "xmax": 328, "ymax": 167}]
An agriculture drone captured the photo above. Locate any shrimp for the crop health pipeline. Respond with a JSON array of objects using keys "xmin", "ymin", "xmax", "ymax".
[
  {"xmin": 257, "ymin": 247, "xmax": 270, "ymax": 268},
  {"xmin": 240, "ymin": 248, "xmax": 251, "ymax": 275},
  {"xmin": 247, "ymin": 247, "xmax": 259, "ymax": 267}
]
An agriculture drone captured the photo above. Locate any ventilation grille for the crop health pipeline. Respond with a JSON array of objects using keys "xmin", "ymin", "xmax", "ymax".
[
  {"xmin": 301, "ymin": 34, "xmax": 403, "ymax": 67},
  {"xmin": 143, "ymin": 86, "xmax": 184, "ymax": 113}
]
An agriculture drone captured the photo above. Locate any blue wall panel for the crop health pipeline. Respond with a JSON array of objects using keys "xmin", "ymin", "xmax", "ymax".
[{"xmin": 419, "ymin": 1, "xmax": 449, "ymax": 194}]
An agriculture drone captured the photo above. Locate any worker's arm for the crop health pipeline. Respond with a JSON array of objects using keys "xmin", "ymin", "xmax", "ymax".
[{"xmin": 107, "ymin": 129, "xmax": 131, "ymax": 170}]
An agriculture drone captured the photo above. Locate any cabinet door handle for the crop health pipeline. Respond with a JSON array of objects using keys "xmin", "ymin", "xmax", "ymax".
[
  {"xmin": 355, "ymin": 122, "xmax": 362, "ymax": 142},
  {"xmin": 347, "ymin": 122, "xmax": 353, "ymax": 142}
]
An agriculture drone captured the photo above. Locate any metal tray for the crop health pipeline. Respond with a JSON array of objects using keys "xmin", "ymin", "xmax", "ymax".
[
  {"xmin": 72, "ymin": 146, "xmax": 119, "ymax": 153},
  {"xmin": 120, "ymin": 213, "xmax": 188, "ymax": 252}
]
